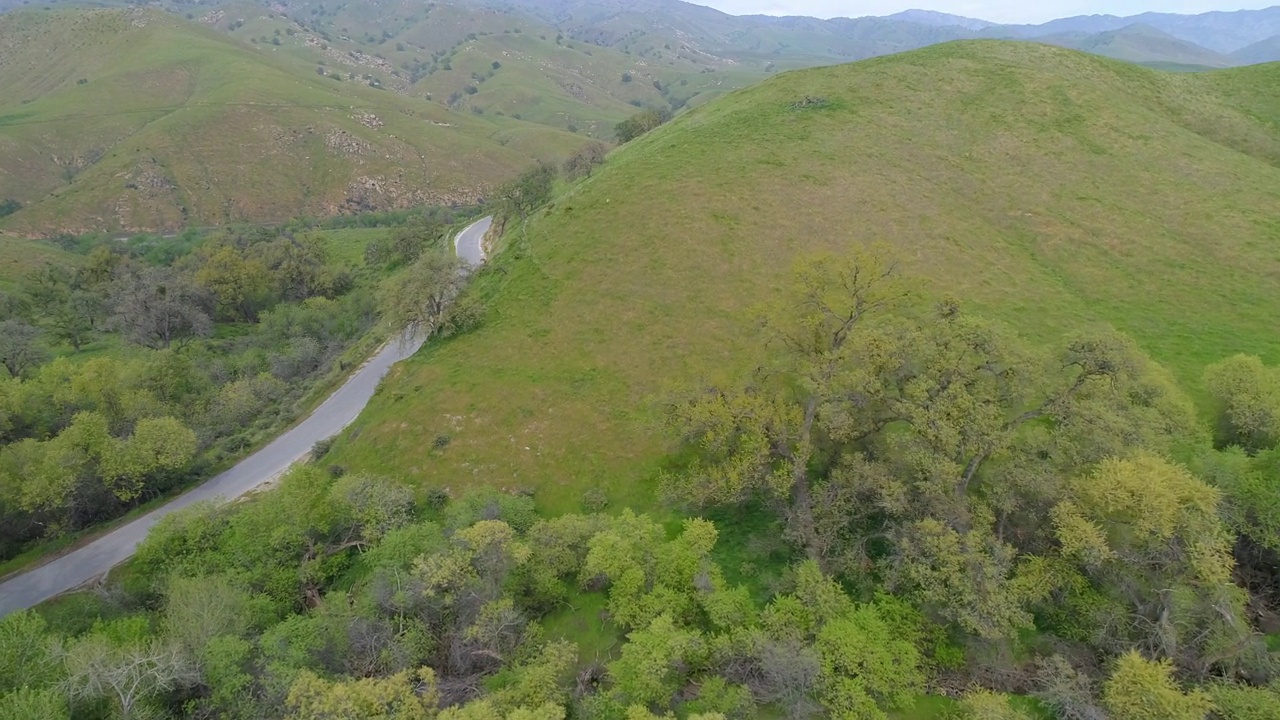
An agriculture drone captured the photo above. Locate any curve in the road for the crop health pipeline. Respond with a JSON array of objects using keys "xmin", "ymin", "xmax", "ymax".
[
  {"xmin": 0, "ymin": 216, "xmax": 493, "ymax": 617},
  {"xmin": 455, "ymin": 215, "xmax": 492, "ymax": 266}
]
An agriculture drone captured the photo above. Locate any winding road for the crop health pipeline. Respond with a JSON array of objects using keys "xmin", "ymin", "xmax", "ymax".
[
  {"xmin": 0, "ymin": 216, "xmax": 492, "ymax": 618},
  {"xmin": 454, "ymin": 214, "xmax": 491, "ymax": 266}
]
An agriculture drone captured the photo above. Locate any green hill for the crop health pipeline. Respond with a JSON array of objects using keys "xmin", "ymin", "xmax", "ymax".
[
  {"xmin": 0, "ymin": 237, "xmax": 78, "ymax": 289},
  {"xmin": 0, "ymin": 8, "xmax": 586, "ymax": 234},
  {"xmin": 330, "ymin": 40, "xmax": 1280, "ymax": 511}
]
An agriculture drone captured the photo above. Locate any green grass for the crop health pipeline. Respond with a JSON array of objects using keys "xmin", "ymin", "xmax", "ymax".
[
  {"xmin": 327, "ymin": 41, "xmax": 1280, "ymax": 517},
  {"xmin": 890, "ymin": 696, "xmax": 957, "ymax": 719},
  {"xmin": 0, "ymin": 235, "xmax": 79, "ymax": 288}
]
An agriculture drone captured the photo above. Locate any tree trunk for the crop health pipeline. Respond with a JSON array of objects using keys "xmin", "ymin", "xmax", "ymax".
[
  {"xmin": 790, "ymin": 471, "xmax": 821, "ymax": 566},
  {"xmin": 790, "ymin": 396, "xmax": 823, "ymax": 566}
]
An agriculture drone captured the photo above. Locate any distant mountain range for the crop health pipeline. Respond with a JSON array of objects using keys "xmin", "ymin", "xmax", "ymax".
[{"xmin": 463, "ymin": 1, "xmax": 1280, "ymax": 67}]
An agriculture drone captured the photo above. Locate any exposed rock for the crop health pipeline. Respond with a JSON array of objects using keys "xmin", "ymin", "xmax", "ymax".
[
  {"xmin": 324, "ymin": 129, "xmax": 374, "ymax": 156},
  {"xmin": 353, "ymin": 111, "xmax": 383, "ymax": 129},
  {"xmin": 560, "ymin": 82, "xmax": 587, "ymax": 100}
]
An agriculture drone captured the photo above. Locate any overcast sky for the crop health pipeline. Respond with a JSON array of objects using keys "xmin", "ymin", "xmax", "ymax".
[{"xmin": 695, "ymin": 1, "xmax": 1276, "ymax": 24}]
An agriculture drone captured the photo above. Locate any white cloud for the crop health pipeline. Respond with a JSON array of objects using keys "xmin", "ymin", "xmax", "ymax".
[{"xmin": 696, "ymin": 0, "xmax": 1277, "ymax": 25}]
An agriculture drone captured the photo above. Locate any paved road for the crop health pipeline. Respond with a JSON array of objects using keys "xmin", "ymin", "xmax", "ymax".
[
  {"xmin": 0, "ymin": 216, "xmax": 493, "ymax": 617},
  {"xmin": 454, "ymin": 215, "xmax": 491, "ymax": 266}
]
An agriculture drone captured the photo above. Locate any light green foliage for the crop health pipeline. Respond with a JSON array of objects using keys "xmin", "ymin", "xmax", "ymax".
[
  {"xmin": 444, "ymin": 489, "xmax": 539, "ymax": 533},
  {"xmin": 205, "ymin": 373, "xmax": 290, "ymax": 440},
  {"xmin": 0, "ymin": 612, "xmax": 59, "ymax": 692},
  {"xmin": 1204, "ymin": 355, "xmax": 1280, "ymax": 452},
  {"xmin": 1101, "ymin": 651, "xmax": 1213, "ymax": 720},
  {"xmin": 609, "ymin": 614, "xmax": 707, "ymax": 708},
  {"xmin": 285, "ymin": 667, "xmax": 439, "ymax": 719},
  {"xmin": 162, "ymin": 574, "xmax": 257, "ymax": 661},
  {"xmin": 815, "ymin": 605, "xmax": 923, "ymax": 718},
  {"xmin": 133, "ymin": 500, "xmax": 230, "ymax": 579},
  {"xmin": 417, "ymin": 519, "xmax": 530, "ymax": 595},
  {"xmin": 1213, "ymin": 447, "xmax": 1280, "ymax": 553},
  {"xmin": 623, "ymin": 708, "xmax": 726, "ymax": 720},
  {"xmin": 668, "ymin": 255, "xmax": 1198, "ymax": 645},
  {"xmin": 682, "ymin": 676, "xmax": 753, "ymax": 718},
  {"xmin": 439, "ymin": 700, "xmax": 564, "ymax": 720},
  {"xmin": 663, "ymin": 386, "xmax": 801, "ymax": 506},
  {"xmin": 1207, "ymin": 682, "xmax": 1280, "ymax": 720},
  {"xmin": 0, "ymin": 407, "xmax": 195, "ymax": 524},
  {"xmin": 491, "ymin": 640, "xmax": 578, "ymax": 713},
  {"xmin": 200, "ymin": 636, "xmax": 257, "ymax": 720},
  {"xmin": 582, "ymin": 513, "xmax": 719, "ymax": 630},
  {"xmin": 331, "ymin": 473, "xmax": 416, "ymax": 543},
  {"xmin": 723, "ymin": 562, "xmax": 924, "ymax": 719},
  {"xmin": 1049, "ymin": 454, "xmax": 1259, "ymax": 677},
  {"xmin": 358, "ymin": 521, "xmax": 448, "ymax": 572},
  {"xmin": 954, "ymin": 690, "xmax": 1033, "ymax": 720},
  {"xmin": 194, "ymin": 243, "xmax": 272, "ymax": 322},
  {"xmin": 888, "ymin": 518, "xmax": 1037, "ymax": 640},
  {"xmin": 0, "ymin": 687, "xmax": 69, "ymax": 720},
  {"xmin": 522, "ymin": 513, "xmax": 609, "ymax": 607},
  {"xmin": 101, "ymin": 415, "xmax": 198, "ymax": 501},
  {"xmin": 133, "ymin": 468, "xmax": 415, "ymax": 610}
]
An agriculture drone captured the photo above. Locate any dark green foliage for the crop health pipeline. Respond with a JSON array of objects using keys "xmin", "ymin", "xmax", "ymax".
[
  {"xmin": 0, "ymin": 199, "xmax": 19, "ymax": 217},
  {"xmin": 615, "ymin": 108, "xmax": 671, "ymax": 143},
  {"xmin": 494, "ymin": 163, "xmax": 557, "ymax": 225}
]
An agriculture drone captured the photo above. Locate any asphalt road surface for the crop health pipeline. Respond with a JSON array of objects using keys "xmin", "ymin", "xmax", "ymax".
[
  {"xmin": 454, "ymin": 214, "xmax": 491, "ymax": 266},
  {"xmin": 0, "ymin": 215, "xmax": 493, "ymax": 617}
]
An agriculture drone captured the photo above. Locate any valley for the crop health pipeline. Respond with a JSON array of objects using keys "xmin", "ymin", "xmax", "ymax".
[{"xmin": 3, "ymin": 1, "xmax": 1280, "ymax": 720}]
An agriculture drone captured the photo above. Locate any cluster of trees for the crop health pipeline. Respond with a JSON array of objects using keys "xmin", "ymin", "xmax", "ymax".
[
  {"xmin": 0, "ymin": 222, "xmax": 424, "ymax": 561},
  {"xmin": 4, "ymin": 467, "xmax": 1275, "ymax": 720},
  {"xmin": 656, "ymin": 250, "xmax": 1280, "ymax": 717},
  {"xmin": 615, "ymin": 108, "xmax": 671, "ymax": 144}
]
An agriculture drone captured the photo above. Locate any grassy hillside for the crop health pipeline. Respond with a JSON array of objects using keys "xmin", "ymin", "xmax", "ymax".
[
  {"xmin": 330, "ymin": 41, "xmax": 1280, "ymax": 514},
  {"xmin": 0, "ymin": 8, "xmax": 585, "ymax": 233},
  {"xmin": 0, "ymin": 237, "xmax": 78, "ymax": 290}
]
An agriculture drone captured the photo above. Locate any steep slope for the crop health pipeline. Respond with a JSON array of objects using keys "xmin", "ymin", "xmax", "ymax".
[
  {"xmin": 0, "ymin": 8, "xmax": 583, "ymax": 233},
  {"xmin": 331, "ymin": 41, "xmax": 1280, "ymax": 511}
]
